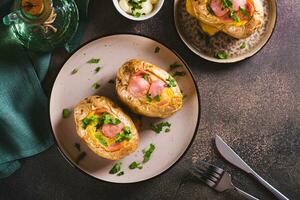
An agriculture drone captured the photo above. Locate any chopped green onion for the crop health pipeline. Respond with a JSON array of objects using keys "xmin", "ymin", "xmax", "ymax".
[
  {"xmin": 129, "ymin": 161, "xmax": 143, "ymax": 170},
  {"xmin": 173, "ymin": 71, "xmax": 186, "ymax": 77},
  {"xmin": 216, "ymin": 51, "xmax": 228, "ymax": 59},
  {"xmin": 240, "ymin": 42, "xmax": 247, "ymax": 49},
  {"xmin": 147, "ymin": 94, "xmax": 153, "ymax": 102},
  {"xmin": 92, "ymin": 82, "xmax": 100, "ymax": 89},
  {"xmin": 62, "ymin": 108, "xmax": 71, "ymax": 118},
  {"xmin": 87, "ymin": 58, "xmax": 100, "ymax": 64},
  {"xmin": 71, "ymin": 68, "xmax": 78, "ymax": 75},
  {"xmin": 143, "ymin": 74, "xmax": 149, "ymax": 81},
  {"xmin": 117, "ymin": 171, "xmax": 124, "ymax": 176},
  {"xmin": 169, "ymin": 62, "xmax": 182, "ymax": 70},
  {"xmin": 143, "ymin": 143, "xmax": 155, "ymax": 163},
  {"xmin": 154, "ymin": 95, "xmax": 160, "ymax": 102},
  {"xmin": 75, "ymin": 152, "xmax": 86, "ymax": 164},
  {"xmin": 108, "ymin": 79, "xmax": 115, "ymax": 84},
  {"xmin": 109, "ymin": 162, "xmax": 122, "ymax": 174},
  {"xmin": 74, "ymin": 143, "xmax": 81, "ymax": 151},
  {"xmin": 95, "ymin": 134, "xmax": 108, "ymax": 147},
  {"xmin": 166, "ymin": 76, "xmax": 176, "ymax": 87},
  {"xmin": 95, "ymin": 67, "xmax": 102, "ymax": 73},
  {"xmin": 154, "ymin": 46, "xmax": 160, "ymax": 53},
  {"xmin": 150, "ymin": 122, "xmax": 171, "ymax": 134}
]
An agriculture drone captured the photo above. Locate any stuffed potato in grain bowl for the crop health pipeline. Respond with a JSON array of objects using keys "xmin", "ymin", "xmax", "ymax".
[
  {"xmin": 74, "ymin": 96, "xmax": 139, "ymax": 160},
  {"xmin": 116, "ymin": 59, "xmax": 183, "ymax": 118}
]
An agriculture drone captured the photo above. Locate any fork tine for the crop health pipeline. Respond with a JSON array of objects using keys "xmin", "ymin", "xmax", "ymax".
[
  {"xmin": 190, "ymin": 168, "xmax": 216, "ymax": 187},
  {"xmin": 198, "ymin": 161, "xmax": 224, "ymax": 175},
  {"xmin": 192, "ymin": 165, "xmax": 220, "ymax": 182}
]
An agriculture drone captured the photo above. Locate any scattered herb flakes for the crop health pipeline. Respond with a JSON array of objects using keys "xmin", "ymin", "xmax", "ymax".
[
  {"xmin": 166, "ymin": 76, "xmax": 177, "ymax": 87},
  {"xmin": 143, "ymin": 143, "xmax": 155, "ymax": 163},
  {"xmin": 115, "ymin": 126, "xmax": 132, "ymax": 143},
  {"xmin": 92, "ymin": 82, "xmax": 100, "ymax": 89},
  {"xmin": 62, "ymin": 108, "xmax": 71, "ymax": 118},
  {"xmin": 109, "ymin": 162, "xmax": 122, "ymax": 174},
  {"xmin": 87, "ymin": 58, "xmax": 100, "ymax": 64},
  {"xmin": 129, "ymin": 161, "xmax": 143, "ymax": 170},
  {"xmin": 239, "ymin": 6, "xmax": 249, "ymax": 17},
  {"xmin": 82, "ymin": 115, "xmax": 100, "ymax": 129},
  {"xmin": 240, "ymin": 42, "xmax": 247, "ymax": 49},
  {"xmin": 95, "ymin": 66, "xmax": 102, "ymax": 73},
  {"xmin": 165, "ymin": 128, "xmax": 170, "ymax": 133},
  {"xmin": 154, "ymin": 46, "xmax": 160, "ymax": 53},
  {"xmin": 154, "ymin": 95, "xmax": 160, "ymax": 102},
  {"xmin": 111, "ymin": 118, "xmax": 121, "ymax": 125},
  {"xmin": 150, "ymin": 121, "xmax": 171, "ymax": 134},
  {"xmin": 75, "ymin": 151, "xmax": 86, "ymax": 164},
  {"xmin": 108, "ymin": 79, "xmax": 115, "ymax": 84},
  {"xmin": 169, "ymin": 62, "xmax": 182, "ymax": 70},
  {"xmin": 147, "ymin": 94, "xmax": 153, "ymax": 102},
  {"xmin": 216, "ymin": 51, "xmax": 228, "ymax": 59},
  {"xmin": 71, "ymin": 68, "xmax": 78, "ymax": 75},
  {"xmin": 95, "ymin": 134, "xmax": 108, "ymax": 147},
  {"xmin": 74, "ymin": 143, "xmax": 81, "ymax": 151},
  {"xmin": 117, "ymin": 171, "xmax": 124, "ymax": 176},
  {"xmin": 143, "ymin": 74, "xmax": 149, "ymax": 81},
  {"xmin": 173, "ymin": 71, "xmax": 186, "ymax": 77}
]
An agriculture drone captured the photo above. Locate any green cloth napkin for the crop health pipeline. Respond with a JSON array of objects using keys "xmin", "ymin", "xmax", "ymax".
[{"xmin": 0, "ymin": 0, "xmax": 89, "ymax": 178}]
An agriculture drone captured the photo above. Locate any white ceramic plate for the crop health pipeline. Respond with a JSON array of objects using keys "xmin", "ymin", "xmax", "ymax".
[{"xmin": 49, "ymin": 34, "xmax": 200, "ymax": 183}]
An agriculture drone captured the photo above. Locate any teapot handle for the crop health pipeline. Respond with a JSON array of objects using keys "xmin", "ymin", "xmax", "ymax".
[{"xmin": 3, "ymin": 10, "xmax": 20, "ymax": 25}]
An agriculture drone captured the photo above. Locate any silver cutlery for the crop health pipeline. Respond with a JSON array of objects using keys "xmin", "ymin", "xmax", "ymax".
[
  {"xmin": 190, "ymin": 161, "xmax": 259, "ymax": 200},
  {"xmin": 215, "ymin": 135, "xmax": 289, "ymax": 200}
]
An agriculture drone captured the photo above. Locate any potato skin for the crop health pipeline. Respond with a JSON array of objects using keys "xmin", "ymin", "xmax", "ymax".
[
  {"xmin": 190, "ymin": 0, "xmax": 264, "ymax": 39},
  {"xmin": 116, "ymin": 59, "xmax": 183, "ymax": 118},
  {"xmin": 74, "ymin": 96, "xmax": 139, "ymax": 160}
]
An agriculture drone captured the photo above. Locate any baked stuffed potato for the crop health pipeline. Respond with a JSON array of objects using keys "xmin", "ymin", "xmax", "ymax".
[
  {"xmin": 74, "ymin": 96, "xmax": 139, "ymax": 160},
  {"xmin": 116, "ymin": 59, "xmax": 183, "ymax": 118},
  {"xmin": 186, "ymin": 0, "xmax": 264, "ymax": 39}
]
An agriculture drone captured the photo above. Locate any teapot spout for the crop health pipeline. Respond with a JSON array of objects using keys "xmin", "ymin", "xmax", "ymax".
[{"xmin": 3, "ymin": 11, "xmax": 19, "ymax": 25}]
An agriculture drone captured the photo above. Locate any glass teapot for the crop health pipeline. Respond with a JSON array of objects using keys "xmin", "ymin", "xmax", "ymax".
[{"xmin": 3, "ymin": 0, "xmax": 79, "ymax": 52}]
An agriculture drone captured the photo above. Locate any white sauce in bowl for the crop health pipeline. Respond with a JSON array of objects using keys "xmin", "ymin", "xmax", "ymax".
[{"xmin": 119, "ymin": 0, "xmax": 158, "ymax": 17}]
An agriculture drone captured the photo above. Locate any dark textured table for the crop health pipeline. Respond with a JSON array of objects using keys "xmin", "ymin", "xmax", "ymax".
[{"xmin": 0, "ymin": 1, "xmax": 299, "ymax": 200}]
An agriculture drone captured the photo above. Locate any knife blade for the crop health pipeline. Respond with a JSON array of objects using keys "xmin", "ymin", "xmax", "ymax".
[
  {"xmin": 215, "ymin": 135, "xmax": 289, "ymax": 200},
  {"xmin": 215, "ymin": 135, "xmax": 253, "ymax": 173}
]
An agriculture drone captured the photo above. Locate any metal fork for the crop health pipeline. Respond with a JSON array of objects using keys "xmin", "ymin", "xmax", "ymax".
[{"xmin": 190, "ymin": 161, "xmax": 260, "ymax": 200}]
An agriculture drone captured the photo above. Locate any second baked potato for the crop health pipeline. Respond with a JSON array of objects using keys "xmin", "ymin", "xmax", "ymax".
[{"xmin": 116, "ymin": 59, "xmax": 183, "ymax": 118}]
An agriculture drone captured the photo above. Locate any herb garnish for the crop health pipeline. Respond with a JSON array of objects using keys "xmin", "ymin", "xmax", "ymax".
[
  {"xmin": 71, "ymin": 68, "xmax": 78, "ymax": 75},
  {"xmin": 108, "ymin": 79, "xmax": 115, "ymax": 84},
  {"xmin": 115, "ymin": 126, "xmax": 132, "ymax": 143},
  {"xmin": 154, "ymin": 46, "xmax": 160, "ymax": 53},
  {"xmin": 143, "ymin": 74, "xmax": 149, "ymax": 81},
  {"xmin": 207, "ymin": 0, "xmax": 214, "ymax": 15},
  {"xmin": 95, "ymin": 67, "xmax": 101, "ymax": 73},
  {"xmin": 150, "ymin": 122, "xmax": 171, "ymax": 133},
  {"xmin": 87, "ymin": 58, "xmax": 100, "ymax": 64},
  {"xmin": 75, "ymin": 152, "xmax": 86, "ymax": 164},
  {"xmin": 92, "ymin": 82, "xmax": 100, "ymax": 89},
  {"xmin": 62, "ymin": 108, "xmax": 71, "ymax": 118},
  {"xmin": 128, "ymin": 0, "xmax": 147, "ymax": 17},
  {"xmin": 129, "ymin": 161, "xmax": 143, "ymax": 170},
  {"xmin": 147, "ymin": 94, "xmax": 153, "ymax": 102},
  {"xmin": 109, "ymin": 162, "xmax": 122, "ymax": 174},
  {"xmin": 74, "ymin": 143, "xmax": 81, "ymax": 151},
  {"xmin": 154, "ymin": 95, "xmax": 160, "ymax": 102},
  {"xmin": 169, "ymin": 62, "xmax": 182, "ymax": 70},
  {"xmin": 221, "ymin": 0, "xmax": 240, "ymax": 22},
  {"xmin": 240, "ymin": 42, "xmax": 246, "ymax": 49},
  {"xmin": 82, "ymin": 115, "xmax": 100, "ymax": 129},
  {"xmin": 173, "ymin": 71, "xmax": 186, "ymax": 77},
  {"xmin": 117, "ymin": 171, "xmax": 124, "ymax": 176},
  {"xmin": 166, "ymin": 76, "xmax": 177, "ymax": 87},
  {"xmin": 239, "ymin": 6, "xmax": 249, "ymax": 17},
  {"xmin": 216, "ymin": 51, "xmax": 228, "ymax": 59},
  {"xmin": 143, "ymin": 144, "xmax": 155, "ymax": 163},
  {"xmin": 95, "ymin": 134, "xmax": 108, "ymax": 147}
]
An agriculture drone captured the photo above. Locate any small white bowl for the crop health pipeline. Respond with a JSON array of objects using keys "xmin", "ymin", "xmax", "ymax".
[{"xmin": 113, "ymin": 0, "xmax": 164, "ymax": 21}]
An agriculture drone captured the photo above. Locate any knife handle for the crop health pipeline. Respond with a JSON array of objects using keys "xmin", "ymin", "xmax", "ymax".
[{"xmin": 250, "ymin": 171, "xmax": 289, "ymax": 200}]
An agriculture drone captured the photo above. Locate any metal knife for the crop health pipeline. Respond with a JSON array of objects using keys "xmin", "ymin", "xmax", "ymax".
[{"xmin": 215, "ymin": 135, "xmax": 289, "ymax": 200}]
